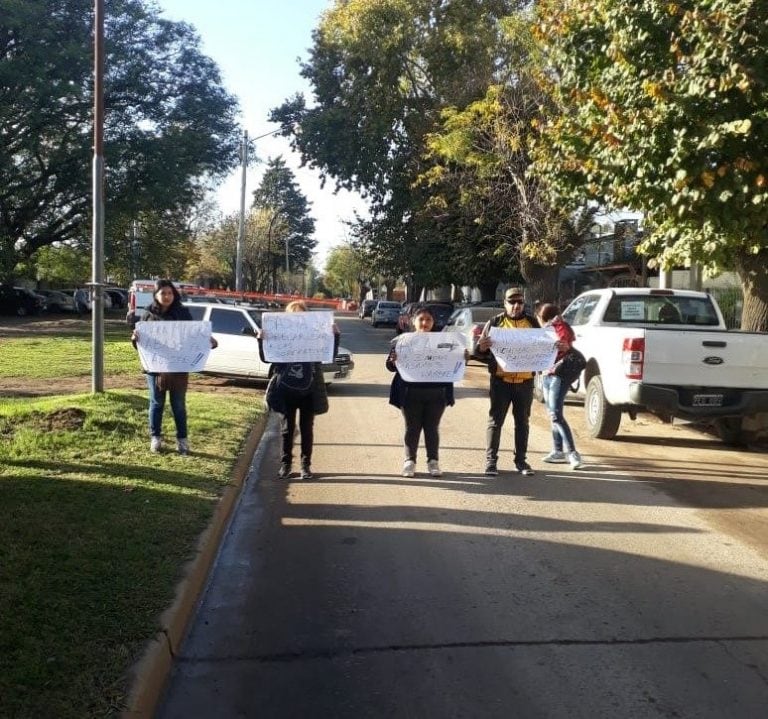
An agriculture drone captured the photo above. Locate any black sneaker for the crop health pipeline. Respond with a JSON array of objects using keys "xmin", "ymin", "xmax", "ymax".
[
  {"xmin": 484, "ymin": 462, "xmax": 498, "ymax": 476},
  {"xmin": 301, "ymin": 466, "xmax": 314, "ymax": 480},
  {"xmin": 516, "ymin": 463, "xmax": 535, "ymax": 476},
  {"xmin": 278, "ymin": 463, "xmax": 291, "ymax": 479}
]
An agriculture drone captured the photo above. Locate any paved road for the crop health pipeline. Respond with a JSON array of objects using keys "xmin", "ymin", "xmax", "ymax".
[{"xmin": 157, "ymin": 316, "xmax": 768, "ymax": 718}]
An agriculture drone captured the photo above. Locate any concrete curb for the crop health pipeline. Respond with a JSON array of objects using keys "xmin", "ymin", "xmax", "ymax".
[{"xmin": 121, "ymin": 413, "xmax": 268, "ymax": 718}]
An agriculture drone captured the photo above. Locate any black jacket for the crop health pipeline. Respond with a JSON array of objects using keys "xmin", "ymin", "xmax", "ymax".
[{"xmin": 385, "ymin": 342, "xmax": 456, "ymax": 409}]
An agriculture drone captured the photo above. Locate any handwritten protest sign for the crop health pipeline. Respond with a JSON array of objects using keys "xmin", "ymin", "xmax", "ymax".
[
  {"xmin": 395, "ymin": 331, "xmax": 467, "ymax": 383},
  {"xmin": 261, "ymin": 311, "xmax": 334, "ymax": 363},
  {"xmin": 488, "ymin": 327, "xmax": 558, "ymax": 372},
  {"xmin": 136, "ymin": 321, "xmax": 212, "ymax": 373}
]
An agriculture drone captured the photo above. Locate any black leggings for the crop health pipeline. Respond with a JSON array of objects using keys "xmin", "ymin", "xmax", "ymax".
[
  {"xmin": 401, "ymin": 386, "xmax": 447, "ymax": 462},
  {"xmin": 280, "ymin": 394, "xmax": 315, "ymax": 467}
]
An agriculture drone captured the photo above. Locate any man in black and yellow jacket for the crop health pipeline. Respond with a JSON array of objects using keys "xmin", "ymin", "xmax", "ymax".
[{"xmin": 476, "ymin": 287, "xmax": 540, "ymax": 476}]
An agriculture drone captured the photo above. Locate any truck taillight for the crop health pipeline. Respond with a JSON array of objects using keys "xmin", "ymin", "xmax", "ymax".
[
  {"xmin": 622, "ymin": 337, "xmax": 644, "ymax": 379},
  {"xmin": 129, "ymin": 293, "xmax": 135, "ymax": 311}
]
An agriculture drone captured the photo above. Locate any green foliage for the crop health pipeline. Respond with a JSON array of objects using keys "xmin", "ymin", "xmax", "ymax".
[
  {"xmin": 251, "ymin": 157, "xmax": 317, "ymax": 277},
  {"xmin": 531, "ymin": 0, "xmax": 768, "ymax": 329},
  {"xmin": 0, "ymin": 0, "xmax": 242, "ymax": 281},
  {"xmin": 323, "ymin": 244, "xmax": 366, "ymax": 298},
  {"xmin": 31, "ymin": 245, "xmax": 90, "ymax": 286},
  {"xmin": 270, "ymin": 0, "xmax": 523, "ymax": 290}
]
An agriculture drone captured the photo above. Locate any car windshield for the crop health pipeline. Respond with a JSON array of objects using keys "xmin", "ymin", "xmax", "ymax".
[
  {"xmin": 427, "ymin": 304, "xmax": 453, "ymax": 322},
  {"xmin": 603, "ymin": 294, "xmax": 719, "ymax": 326},
  {"xmin": 470, "ymin": 307, "xmax": 501, "ymax": 323}
]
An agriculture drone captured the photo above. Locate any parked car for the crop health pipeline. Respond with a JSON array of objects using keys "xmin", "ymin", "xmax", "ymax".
[
  {"xmin": 60, "ymin": 288, "xmax": 113, "ymax": 312},
  {"xmin": 395, "ymin": 302, "xmax": 418, "ymax": 334},
  {"xmin": 358, "ymin": 299, "xmax": 377, "ymax": 319},
  {"xmin": 552, "ymin": 287, "xmax": 768, "ymax": 443},
  {"xmin": 36, "ymin": 289, "xmax": 76, "ymax": 313},
  {"xmin": 442, "ymin": 305, "xmax": 504, "ymax": 358},
  {"xmin": 371, "ymin": 300, "xmax": 402, "ymax": 328},
  {"xmin": 182, "ymin": 302, "xmax": 354, "ymax": 385},
  {"xmin": 397, "ymin": 301, "xmax": 454, "ymax": 333},
  {"xmin": 0, "ymin": 286, "xmax": 46, "ymax": 316},
  {"xmin": 105, "ymin": 287, "xmax": 128, "ymax": 309}
]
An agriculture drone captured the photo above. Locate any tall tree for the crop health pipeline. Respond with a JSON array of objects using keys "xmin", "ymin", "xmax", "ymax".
[
  {"xmin": 251, "ymin": 157, "xmax": 316, "ymax": 285},
  {"xmin": 271, "ymin": 0, "xmax": 523, "ymax": 292},
  {"xmin": 0, "ymin": 0, "xmax": 242, "ymax": 280},
  {"xmin": 531, "ymin": 0, "xmax": 768, "ymax": 331},
  {"xmin": 323, "ymin": 243, "xmax": 367, "ymax": 298}
]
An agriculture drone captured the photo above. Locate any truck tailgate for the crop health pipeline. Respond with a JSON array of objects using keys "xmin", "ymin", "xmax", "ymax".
[{"xmin": 643, "ymin": 330, "xmax": 768, "ymax": 388}]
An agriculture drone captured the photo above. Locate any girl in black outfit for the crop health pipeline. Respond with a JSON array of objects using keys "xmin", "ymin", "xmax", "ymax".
[
  {"xmin": 386, "ymin": 306, "xmax": 457, "ymax": 478},
  {"xmin": 260, "ymin": 300, "xmax": 338, "ymax": 480}
]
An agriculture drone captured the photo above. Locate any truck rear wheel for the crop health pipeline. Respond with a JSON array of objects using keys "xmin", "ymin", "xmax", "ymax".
[
  {"xmin": 715, "ymin": 417, "xmax": 747, "ymax": 447},
  {"xmin": 585, "ymin": 375, "xmax": 622, "ymax": 439}
]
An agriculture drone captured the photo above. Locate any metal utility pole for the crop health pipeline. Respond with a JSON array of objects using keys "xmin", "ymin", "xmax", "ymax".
[
  {"xmin": 236, "ymin": 129, "xmax": 248, "ymax": 292},
  {"xmin": 91, "ymin": 0, "xmax": 105, "ymax": 393}
]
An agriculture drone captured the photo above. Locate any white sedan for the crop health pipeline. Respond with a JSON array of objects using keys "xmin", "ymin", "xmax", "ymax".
[{"xmin": 183, "ymin": 302, "xmax": 354, "ymax": 385}]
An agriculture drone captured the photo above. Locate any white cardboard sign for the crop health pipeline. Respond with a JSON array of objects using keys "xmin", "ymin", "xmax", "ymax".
[
  {"xmin": 135, "ymin": 321, "xmax": 212, "ymax": 373},
  {"xmin": 488, "ymin": 327, "xmax": 558, "ymax": 372},
  {"xmin": 261, "ymin": 311, "xmax": 335, "ymax": 363},
  {"xmin": 395, "ymin": 331, "xmax": 467, "ymax": 383}
]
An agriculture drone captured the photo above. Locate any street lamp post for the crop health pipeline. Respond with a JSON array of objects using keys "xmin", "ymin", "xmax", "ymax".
[
  {"xmin": 91, "ymin": 0, "xmax": 105, "ymax": 393},
  {"xmin": 235, "ymin": 129, "xmax": 247, "ymax": 292}
]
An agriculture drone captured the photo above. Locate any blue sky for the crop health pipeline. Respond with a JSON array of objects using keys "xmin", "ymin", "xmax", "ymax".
[{"xmin": 155, "ymin": 0, "xmax": 365, "ymax": 265}]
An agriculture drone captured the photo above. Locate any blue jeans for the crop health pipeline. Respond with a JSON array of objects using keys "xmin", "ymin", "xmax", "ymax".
[
  {"xmin": 542, "ymin": 374, "xmax": 576, "ymax": 453},
  {"xmin": 146, "ymin": 374, "xmax": 188, "ymax": 439}
]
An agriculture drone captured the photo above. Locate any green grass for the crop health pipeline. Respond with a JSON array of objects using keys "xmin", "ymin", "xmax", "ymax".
[
  {"xmin": 0, "ymin": 389, "xmax": 263, "ymax": 717},
  {"xmin": 0, "ymin": 324, "xmax": 139, "ymax": 378}
]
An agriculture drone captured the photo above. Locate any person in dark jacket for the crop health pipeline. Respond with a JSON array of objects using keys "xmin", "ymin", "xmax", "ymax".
[
  {"xmin": 131, "ymin": 279, "xmax": 216, "ymax": 455},
  {"xmin": 475, "ymin": 287, "xmax": 543, "ymax": 477},
  {"xmin": 386, "ymin": 305, "xmax": 459, "ymax": 478},
  {"xmin": 259, "ymin": 300, "xmax": 338, "ymax": 481}
]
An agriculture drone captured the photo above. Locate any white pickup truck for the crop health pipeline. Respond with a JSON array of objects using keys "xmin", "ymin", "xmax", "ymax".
[{"xmin": 552, "ymin": 288, "xmax": 768, "ymax": 444}]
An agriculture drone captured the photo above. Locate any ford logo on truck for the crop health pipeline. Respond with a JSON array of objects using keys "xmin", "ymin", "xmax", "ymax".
[{"xmin": 703, "ymin": 356, "xmax": 724, "ymax": 365}]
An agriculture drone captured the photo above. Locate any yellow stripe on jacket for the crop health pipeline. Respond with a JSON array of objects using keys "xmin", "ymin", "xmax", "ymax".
[{"xmin": 495, "ymin": 315, "xmax": 537, "ymax": 383}]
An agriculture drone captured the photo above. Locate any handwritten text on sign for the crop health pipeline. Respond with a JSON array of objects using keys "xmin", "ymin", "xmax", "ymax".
[
  {"xmin": 489, "ymin": 327, "xmax": 558, "ymax": 372},
  {"xmin": 136, "ymin": 321, "xmax": 212, "ymax": 373},
  {"xmin": 395, "ymin": 332, "xmax": 467, "ymax": 383},
  {"xmin": 261, "ymin": 311, "xmax": 334, "ymax": 363}
]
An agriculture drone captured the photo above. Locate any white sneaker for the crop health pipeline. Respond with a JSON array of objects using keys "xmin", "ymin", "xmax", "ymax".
[
  {"xmin": 568, "ymin": 451, "xmax": 583, "ymax": 469},
  {"xmin": 402, "ymin": 460, "xmax": 415, "ymax": 477},
  {"xmin": 150, "ymin": 436, "xmax": 162, "ymax": 453},
  {"xmin": 177, "ymin": 438, "xmax": 189, "ymax": 456},
  {"xmin": 427, "ymin": 460, "xmax": 442, "ymax": 477},
  {"xmin": 542, "ymin": 451, "xmax": 567, "ymax": 463}
]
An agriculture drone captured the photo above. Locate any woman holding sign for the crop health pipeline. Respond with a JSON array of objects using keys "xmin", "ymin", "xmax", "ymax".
[
  {"xmin": 386, "ymin": 305, "xmax": 461, "ymax": 478},
  {"xmin": 538, "ymin": 303, "xmax": 583, "ymax": 469},
  {"xmin": 131, "ymin": 278, "xmax": 217, "ymax": 455},
  {"xmin": 259, "ymin": 300, "xmax": 339, "ymax": 480}
]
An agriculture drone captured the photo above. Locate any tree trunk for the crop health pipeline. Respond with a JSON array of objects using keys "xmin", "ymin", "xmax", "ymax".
[
  {"xmin": 477, "ymin": 281, "xmax": 499, "ymax": 302},
  {"xmin": 734, "ymin": 247, "xmax": 768, "ymax": 333}
]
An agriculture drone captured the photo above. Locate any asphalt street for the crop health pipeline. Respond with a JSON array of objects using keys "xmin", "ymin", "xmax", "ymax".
[{"xmin": 157, "ymin": 315, "xmax": 768, "ymax": 718}]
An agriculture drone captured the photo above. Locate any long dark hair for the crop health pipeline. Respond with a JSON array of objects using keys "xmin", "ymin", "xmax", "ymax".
[{"xmin": 150, "ymin": 279, "xmax": 183, "ymax": 313}]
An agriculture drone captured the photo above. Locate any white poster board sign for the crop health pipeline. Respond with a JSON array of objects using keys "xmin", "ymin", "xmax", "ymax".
[
  {"xmin": 136, "ymin": 321, "xmax": 212, "ymax": 373},
  {"xmin": 488, "ymin": 327, "xmax": 558, "ymax": 372},
  {"xmin": 395, "ymin": 331, "xmax": 467, "ymax": 383},
  {"xmin": 261, "ymin": 311, "xmax": 335, "ymax": 363}
]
